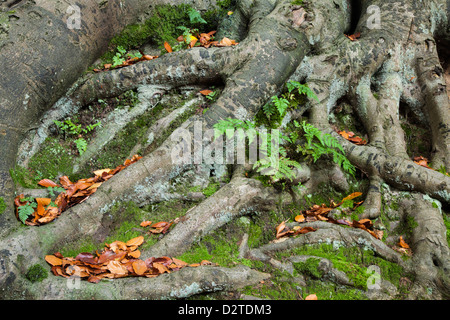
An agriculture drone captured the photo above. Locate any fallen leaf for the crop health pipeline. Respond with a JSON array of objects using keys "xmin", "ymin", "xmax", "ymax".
[
  {"xmin": 295, "ymin": 214, "xmax": 305, "ymax": 222},
  {"xmin": 45, "ymin": 255, "xmax": 63, "ymax": 266},
  {"xmin": 305, "ymin": 294, "xmax": 318, "ymax": 300},
  {"xmin": 153, "ymin": 262, "xmax": 170, "ymax": 274},
  {"xmin": 107, "ymin": 260, "xmax": 128, "ymax": 275},
  {"xmin": 398, "ymin": 236, "xmax": 410, "ymax": 249},
  {"xmin": 93, "ymin": 169, "xmax": 111, "ymax": 176},
  {"xmin": 342, "ymin": 192, "xmax": 363, "ymax": 202},
  {"xmin": 126, "ymin": 236, "xmax": 144, "ymax": 247},
  {"xmin": 164, "ymin": 41, "xmax": 173, "ymax": 53},
  {"xmin": 132, "ymin": 260, "xmax": 147, "ymax": 275},
  {"xmin": 38, "ymin": 179, "xmax": 58, "ymax": 188},
  {"xmin": 140, "ymin": 220, "xmax": 152, "ymax": 227},
  {"xmin": 200, "ymin": 89, "xmax": 213, "ymax": 96}
]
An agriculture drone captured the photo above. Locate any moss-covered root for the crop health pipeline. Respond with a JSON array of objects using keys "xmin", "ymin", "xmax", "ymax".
[
  {"xmin": 399, "ymin": 194, "xmax": 450, "ymax": 299},
  {"xmin": 72, "ymin": 46, "xmax": 231, "ymax": 108},
  {"xmin": 247, "ymin": 221, "xmax": 408, "ymax": 269},
  {"xmin": 146, "ymin": 167, "xmax": 280, "ymax": 258}
]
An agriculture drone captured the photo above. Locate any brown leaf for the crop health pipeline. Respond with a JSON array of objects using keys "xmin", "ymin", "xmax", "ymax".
[
  {"xmin": 126, "ymin": 236, "xmax": 144, "ymax": 247},
  {"xmin": 59, "ymin": 176, "xmax": 73, "ymax": 188},
  {"xmin": 107, "ymin": 260, "xmax": 128, "ymax": 275},
  {"xmin": 398, "ymin": 236, "xmax": 410, "ymax": 249},
  {"xmin": 128, "ymin": 250, "xmax": 141, "ymax": 259},
  {"xmin": 153, "ymin": 262, "xmax": 170, "ymax": 274},
  {"xmin": 151, "ymin": 221, "xmax": 169, "ymax": 228},
  {"xmin": 132, "ymin": 260, "xmax": 147, "ymax": 275},
  {"xmin": 38, "ymin": 179, "xmax": 58, "ymax": 188},
  {"xmin": 341, "ymin": 192, "xmax": 363, "ymax": 202},
  {"xmin": 164, "ymin": 41, "xmax": 173, "ymax": 53},
  {"xmin": 294, "ymin": 214, "xmax": 305, "ymax": 223},
  {"xmin": 140, "ymin": 220, "xmax": 152, "ymax": 227},
  {"xmin": 200, "ymin": 89, "xmax": 213, "ymax": 96},
  {"xmin": 45, "ymin": 255, "xmax": 63, "ymax": 266},
  {"xmin": 36, "ymin": 198, "xmax": 51, "ymax": 216},
  {"xmin": 172, "ymin": 257, "xmax": 188, "ymax": 267},
  {"xmin": 93, "ymin": 169, "xmax": 111, "ymax": 177}
]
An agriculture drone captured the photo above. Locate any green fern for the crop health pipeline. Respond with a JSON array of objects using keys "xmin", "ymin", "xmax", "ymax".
[
  {"xmin": 295, "ymin": 121, "xmax": 355, "ymax": 177},
  {"xmin": 18, "ymin": 197, "xmax": 37, "ymax": 224},
  {"xmin": 74, "ymin": 138, "xmax": 88, "ymax": 155}
]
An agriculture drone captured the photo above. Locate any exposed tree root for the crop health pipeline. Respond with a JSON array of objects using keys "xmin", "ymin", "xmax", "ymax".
[{"xmin": 2, "ymin": 0, "xmax": 450, "ymax": 300}]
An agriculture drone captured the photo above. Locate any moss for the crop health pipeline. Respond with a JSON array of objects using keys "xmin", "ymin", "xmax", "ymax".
[
  {"xmin": 10, "ymin": 137, "xmax": 75, "ymax": 189},
  {"xmin": 276, "ymin": 243, "xmax": 410, "ymax": 293},
  {"xmin": 293, "ymin": 258, "xmax": 323, "ymax": 279},
  {"xmin": 100, "ymin": 4, "xmax": 217, "ymax": 64},
  {"xmin": 26, "ymin": 264, "xmax": 48, "ymax": 283},
  {"xmin": 443, "ymin": 214, "xmax": 450, "ymax": 248},
  {"xmin": 202, "ymin": 181, "xmax": 221, "ymax": 197},
  {"xmin": 0, "ymin": 197, "xmax": 6, "ymax": 214}
]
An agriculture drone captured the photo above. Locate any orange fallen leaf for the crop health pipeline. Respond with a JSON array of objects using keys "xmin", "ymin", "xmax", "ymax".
[
  {"xmin": 200, "ymin": 89, "xmax": 213, "ymax": 96},
  {"xmin": 132, "ymin": 260, "xmax": 147, "ymax": 276},
  {"xmin": 295, "ymin": 214, "xmax": 305, "ymax": 223},
  {"xmin": 305, "ymin": 294, "xmax": 318, "ymax": 300},
  {"xmin": 45, "ymin": 255, "xmax": 63, "ymax": 266},
  {"xmin": 346, "ymin": 32, "xmax": 361, "ymax": 41},
  {"xmin": 342, "ymin": 192, "xmax": 363, "ymax": 202},
  {"xmin": 126, "ymin": 236, "xmax": 144, "ymax": 247},
  {"xmin": 38, "ymin": 179, "xmax": 58, "ymax": 188},
  {"xmin": 140, "ymin": 220, "xmax": 152, "ymax": 227},
  {"xmin": 164, "ymin": 41, "xmax": 173, "ymax": 53},
  {"xmin": 398, "ymin": 236, "xmax": 410, "ymax": 249}
]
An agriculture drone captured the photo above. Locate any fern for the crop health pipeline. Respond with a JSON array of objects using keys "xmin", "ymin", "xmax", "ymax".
[
  {"xmin": 286, "ymin": 81, "xmax": 319, "ymax": 102},
  {"xmin": 74, "ymin": 138, "xmax": 88, "ymax": 155},
  {"xmin": 295, "ymin": 121, "xmax": 355, "ymax": 177},
  {"xmin": 18, "ymin": 197, "xmax": 37, "ymax": 224}
]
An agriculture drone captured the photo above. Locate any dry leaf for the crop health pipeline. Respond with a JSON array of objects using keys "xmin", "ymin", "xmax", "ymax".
[
  {"xmin": 126, "ymin": 236, "xmax": 144, "ymax": 247},
  {"xmin": 398, "ymin": 236, "xmax": 410, "ymax": 249},
  {"xmin": 305, "ymin": 294, "xmax": 318, "ymax": 300},
  {"xmin": 107, "ymin": 260, "xmax": 128, "ymax": 275},
  {"xmin": 164, "ymin": 41, "xmax": 173, "ymax": 53},
  {"xmin": 38, "ymin": 179, "xmax": 58, "ymax": 188},
  {"xmin": 200, "ymin": 89, "xmax": 213, "ymax": 96},
  {"xmin": 140, "ymin": 220, "xmax": 152, "ymax": 227},
  {"xmin": 295, "ymin": 214, "xmax": 305, "ymax": 223},
  {"xmin": 132, "ymin": 260, "xmax": 147, "ymax": 275},
  {"xmin": 342, "ymin": 192, "xmax": 363, "ymax": 202},
  {"xmin": 45, "ymin": 255, "xmax": 63, "ymax": 266}
]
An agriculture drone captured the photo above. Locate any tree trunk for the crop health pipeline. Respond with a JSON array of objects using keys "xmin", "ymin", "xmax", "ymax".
[{"xmin": 0, "ymin": 0, "xmax": 449, "ymax": 300}]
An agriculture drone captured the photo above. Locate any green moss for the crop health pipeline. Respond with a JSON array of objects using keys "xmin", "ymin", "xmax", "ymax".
[
  {"xmin": 443, "ymin": 214, "xmax": 450, "ymax": 248},
  {"xmin": 293, "ymin": 258, "xmax": 323, "ymax": 279},
  {"xmin": 0, "ymin": 197, "xmax": 6, "ymax": 214},
  {"xmin": 26, "ymin": 264, "xmax": 48, "ymax": 283},
  {"xmin": 277, "ymin": 243, "xmax": 410, "ymax": 292},
  {"xmin": 10, "ymin": 138, "xmax": 75, "ymax": 189},
  {"xmin": 202, "ymin": 181, "xmax": 221, "ymax": 197},
  {"xmin": 100, "ymin": 4, "xmax": 218, "ymax": 64}
]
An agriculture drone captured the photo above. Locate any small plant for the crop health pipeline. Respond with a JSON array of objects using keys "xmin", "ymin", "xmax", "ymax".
[
  {"xmin": 187, "ymin": 8, "xmax": 207, "ymax": 24},
  {"xmin": 26, "ymin": 264, "xmax": 48, "ymax": 283},
  {"xmin": 74, "ymin": 138, "xmax": 88, "ymax": 155},
  {"xmin": 53, "ymin": 118, "xmax": 101, "ymax": 155},
  {"xmin": 18, "ymin": 196, "xmax": 37, "ymax": 224},
  {"xmin": 292, "ymin": 120, "xmax": 356, "ymax": 177}
]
